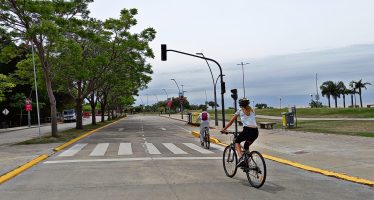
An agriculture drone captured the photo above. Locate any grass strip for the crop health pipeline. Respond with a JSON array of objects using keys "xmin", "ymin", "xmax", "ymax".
[{"xmin": 17, "ymin": 119, "xmax": 119, "ymax": 145}]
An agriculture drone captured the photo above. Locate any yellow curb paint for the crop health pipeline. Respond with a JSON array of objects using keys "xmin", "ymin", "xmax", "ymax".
[
  {"xmin": 262, "ymin": 154, "xmax": 374, "ymax": 187},
  {"xmin": 0, "ymin": 154, "xmax": 49, "ymax": 184},
  {"xmin": 190, "ymin": 131, "xmax": 374, "ymax": 187},
  {"xmin": 54, "ymin": 118, "xmax": 124, "ymax": 152}
]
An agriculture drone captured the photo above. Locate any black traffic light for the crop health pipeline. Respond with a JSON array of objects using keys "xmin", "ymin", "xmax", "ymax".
[
  {"xmin": 221, "ymin": 81, "xmax": 226, "ymax": 94},
  {"xmin": 161, "ymin": 44, "xmax": 167, "ymax": 61},
  {"xmin": 231, "ymin": 89, "xmax": 238, "ymax": 100}
]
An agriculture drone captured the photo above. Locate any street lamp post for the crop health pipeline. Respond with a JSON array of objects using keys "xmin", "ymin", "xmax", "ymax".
[
  {"xmin": 196, "ymin": 52, "xmax": 219, "ymax": 126},
  {"xmin": 237, "ymin": 62, "xmax": 250, "ymax": 97},
  {"xmin": 162, "ymin": 44, "xmax": 227, "ymax": 128},
  {"xmin": 171, "ymin": 79, "xmax": 183, "ymax": 119}
]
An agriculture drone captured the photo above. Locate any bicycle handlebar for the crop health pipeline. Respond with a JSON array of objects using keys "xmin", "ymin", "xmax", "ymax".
[{"xmin": 220, "ymin": 130, "xmax": 237, "ymax": 135}]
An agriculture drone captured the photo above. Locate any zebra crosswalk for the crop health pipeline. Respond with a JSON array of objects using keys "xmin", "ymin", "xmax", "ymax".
[{"xmin": 56, "ymin": 142, "xmax": 224, "ymax": 158}]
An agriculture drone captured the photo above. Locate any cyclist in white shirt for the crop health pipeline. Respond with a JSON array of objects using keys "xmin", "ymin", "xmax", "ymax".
[
  {"xmin": 221, "ymin": 98, "xmax": 258, "ymax": 167},
  {"xmin": 197, "ymin": 108, "xmax": 210, "ymax": 146}
]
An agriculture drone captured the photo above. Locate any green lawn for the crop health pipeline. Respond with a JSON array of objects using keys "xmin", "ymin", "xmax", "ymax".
[
  {"xmin": 255, "ymin": 118, "xmax": 374, "ymax": 137},
  {"xmin": 254, "ymin": 108, "xmax": 374, "ymax": 118},
  {"xmin": 206, "ymin": 110, "xmax": 374, "ymax": 137}
]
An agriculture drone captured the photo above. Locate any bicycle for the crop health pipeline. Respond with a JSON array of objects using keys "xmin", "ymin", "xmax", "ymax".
[
  {"xmin": 201, "ymin": 127, "xmax": 210, "ymax": 149},
  {"xmin": 221, "ymin": 130, "xmax": 267, "ymax": 188}
]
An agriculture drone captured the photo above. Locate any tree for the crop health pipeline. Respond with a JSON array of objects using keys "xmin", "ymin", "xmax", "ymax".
[
  {"xmin": 1, "ymin": 0, "xmax": 93, "ymax": 136},
  {"xmin": 208, "ymin": 101, "xmax": 219, "ymax": 109},
  {"xmin": 0, "ymin": 74, "xmax": 15, "ymax": 101},
  {"xmin": 320, "ymin": 81, "xmax": 340, "ymax": 108},
  {"xmin": 94, "ymin": 8, "xmax": 155, "ymax": 122},
  {"xmin": 9, "ymin": 93, "xmax": 26, "ymax": 125},
  {"xmin": 255, "ymin": 103, "xmax": 268, "ymax": 109},
  {"xmin": 337, "ymin": 81, "xmax": 348, "ymax": 108},
  {"xmin": 309, "ymin": 100, "xmax": 323, "ymax": 108},
  {"xmin": 350, "ymin": 79, "xmax": 371, "ymax": 108}
]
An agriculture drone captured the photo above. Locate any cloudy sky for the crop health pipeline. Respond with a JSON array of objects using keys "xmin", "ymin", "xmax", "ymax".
[{"xmin": 89, "ymin": 0, "xmax": 374, "ymax": 108}]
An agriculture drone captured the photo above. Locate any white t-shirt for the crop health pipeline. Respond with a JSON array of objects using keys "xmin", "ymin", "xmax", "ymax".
[{"xmin": 235, "ymin": 109, "xmax": 257, "ymax": 127}]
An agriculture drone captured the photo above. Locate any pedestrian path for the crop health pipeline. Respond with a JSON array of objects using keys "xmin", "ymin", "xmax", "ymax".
[{"xmin": 56, "ymin": 142, "xmax": 224, "ymax": 158}]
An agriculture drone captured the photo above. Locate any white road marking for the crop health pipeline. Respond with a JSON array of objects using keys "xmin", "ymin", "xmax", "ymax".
[
  {"xmin": 118, "ymin": 128, "xmax": 124, "ymax": 131},
  {"xmin": 210, "ymin": 143, "xmax": 225, "ymax": 151},
  {"xmin": 160, "ymin": 128, "xmax": 166, "ymax": 131},
  {"xmin": 58, "ymin": 143, "xmax": 88, "ymax": 157},
  {"xmin": 183, "ymin": 143, "xmax": 214, "ymax": 154},
  {"xmin": 44, "ymin": 157, "xmax": 222, "ymax": 164},
  {"xmin": 144, "ymin": 143, "xmax": 161, "ymax": 154},
  {"xmin": 162, "ymin": 143, "xmax": 187, "ymax": 154},
  {"xmin": 89, "ymin": 143, "xmax": 109, "ymax": 156},
  {"xmin": 118, "ymin": 143, "xmax": 132, "ymax": 155}
]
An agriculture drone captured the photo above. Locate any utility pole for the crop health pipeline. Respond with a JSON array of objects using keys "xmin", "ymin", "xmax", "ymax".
[
  {"xmin": 237, "ymin": 62, "xmax": 250, "ymax": 97},
  {"xmin": 315, "ymin": 73, "xmax": 320, "ymax": 102},
  {"xmin": 31, "ymin": 43, "xmax": 41, "ymax": 138}
]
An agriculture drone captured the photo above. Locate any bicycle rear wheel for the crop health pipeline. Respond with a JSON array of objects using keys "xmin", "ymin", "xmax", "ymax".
[
  {"xmin": 204, "ymin": 132, "xmax": 210, "ymax": 149},
  {"xmin": 246, "ymin": 151, "xmax": 266, "ymax": 188},
  {"xmin": 222, "ymin": 145, "xmax": 237, "ymax": 177}
]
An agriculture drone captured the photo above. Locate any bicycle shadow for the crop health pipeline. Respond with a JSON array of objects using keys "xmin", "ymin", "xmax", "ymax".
[{"xmin": 234, "ymin": 177, "xmax": 285, "ymax": 193}]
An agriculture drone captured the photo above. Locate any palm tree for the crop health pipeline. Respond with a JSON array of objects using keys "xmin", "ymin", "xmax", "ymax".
[
  {"xmin": 350, "ymin": 80, "xmax": 371, "ymax": 107},
  {"xmin": 337, "ymin": 81, "xmax": 348, "ymax": 108},
  {"xmin": 320, "ymin": 81, "xmax": 332, "ymax": 108}
]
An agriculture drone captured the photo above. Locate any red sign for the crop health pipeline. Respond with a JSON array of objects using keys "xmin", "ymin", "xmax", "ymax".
[
  {"xmin": 179, "ymin": 96, "xmax": 184, "ymax": 104},
  {"xmin": 167, "ymin": 100, "xmax": 172, "ymax": 108},
  {"xmin": 25, "ymin": 104, "xmax": 32, "ymax": 111}
]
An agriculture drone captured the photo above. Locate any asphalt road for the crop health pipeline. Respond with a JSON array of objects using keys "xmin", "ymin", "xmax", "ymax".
[{"xmin": 0, "ymin": 115, "xmax": 372, "ymax": 200}]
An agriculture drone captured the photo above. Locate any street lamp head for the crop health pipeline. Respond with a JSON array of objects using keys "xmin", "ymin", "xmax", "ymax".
[{"xmin": 196, "ymin": 53, "xmax": 203, "ymax": 56}]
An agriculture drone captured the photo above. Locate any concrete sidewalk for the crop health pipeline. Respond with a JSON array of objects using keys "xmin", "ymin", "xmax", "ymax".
[{"xmin": 162, "ymin": 114, "xmax": 374, "ymax": 182}]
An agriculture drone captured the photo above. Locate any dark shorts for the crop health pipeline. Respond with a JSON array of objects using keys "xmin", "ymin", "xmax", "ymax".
[{"xmin": 235, "ymin": 127, "xmax": 259, "ymax": 146}]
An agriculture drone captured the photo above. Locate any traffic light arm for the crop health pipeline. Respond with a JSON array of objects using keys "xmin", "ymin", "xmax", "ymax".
[{"xmin": 161, "ymin": 44, "xmax": 226, "ymax": 127}]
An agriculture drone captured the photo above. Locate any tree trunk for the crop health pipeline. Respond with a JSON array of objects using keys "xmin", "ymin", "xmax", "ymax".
[
  {"xmin": 45, "ymin": 70, "xmax": 58, "ymax": 137},
  {"xmin": 20, "ymin": 107, "xmax": 23, "ymax": 126},
  {"xmin": 359, "ymin": 88, "xmax": 363, "ymax": 107},
  {"xmin": 327, "ymin": 96, "xmax": 331, "ymax": 108},
  {"xmin": 100, "ymin": 95, "xmax": 107, "ymax": 122},
  {"xmin": 351, "ymin": 94, "xmax": 354, "ymax": 108},
  {"xmin": 75, "ymin": 81, "xmax": 83, "ymax": 129},
  {"xmin": 35, "ymin": 41, "xmax": 58, "ymax": 137},
  {"xmin": 90, "ymin": 92, "xmax": 96, "ymax": 125},
  {"xmin": 334, "ymin": 96, "xmax": 338, "ymax": 108},
  {"xmin": 343, "ymin": 95, "xmax": 346, "ymax": 108},
  {"xmin": 75, "ymin": 98, "xmax": 83, "ymax": 129}
]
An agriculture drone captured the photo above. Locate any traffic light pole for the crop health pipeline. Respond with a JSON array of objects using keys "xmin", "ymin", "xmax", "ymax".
[{"xmin": 161, "ymin": 45, "xmax": 226, "ymax": 127}]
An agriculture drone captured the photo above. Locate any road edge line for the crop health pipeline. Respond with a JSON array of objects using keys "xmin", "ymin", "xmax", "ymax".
[
  {"xmin": 54, "ymin": 117, "xmax": 124, "ymax": 152},
  {"xmin": 191, "ymin": 131, "xmax": 374, "ymax": 187},
  {"xmin": 0, "ymin": 154, "xmax": 48, "ymax": 184}
]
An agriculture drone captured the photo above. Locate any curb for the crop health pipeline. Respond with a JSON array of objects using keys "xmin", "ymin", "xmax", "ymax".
[
  {"xmin": 54, "ymin": 118, "xmax": 123, "ymax": 152},
  {"xmin": 0, "ymin": 117, "xmax": 125, "ymax": 185},
  {"xmin": 0, "ymin": 154, "xmax": 48, "ymax": 184},
  {"xmin": 191, "ymin": 131, "xmax": 374, "ymax": 187}
]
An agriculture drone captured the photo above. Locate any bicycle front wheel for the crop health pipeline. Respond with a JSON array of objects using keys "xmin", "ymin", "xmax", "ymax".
[
  {"xmin": 222, "ymin": 145, "xmax": 237, "ymax": 177},
  {"xmin": 246, "ymin": 151, "xmax": 267, "ymax": 188}
]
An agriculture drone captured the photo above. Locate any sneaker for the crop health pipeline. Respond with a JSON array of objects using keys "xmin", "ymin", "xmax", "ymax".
[{"xmin": 236, "ymin": 157, "xmax": 245, "ymax": 167}]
